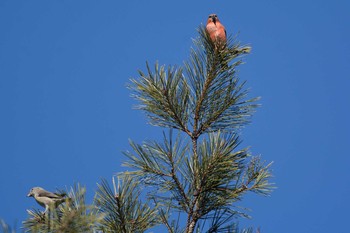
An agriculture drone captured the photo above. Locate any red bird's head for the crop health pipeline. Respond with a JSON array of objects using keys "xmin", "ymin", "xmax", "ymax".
[{"xmin": 207, "ymin": 14, "xmax": 219, "ymax": 25}]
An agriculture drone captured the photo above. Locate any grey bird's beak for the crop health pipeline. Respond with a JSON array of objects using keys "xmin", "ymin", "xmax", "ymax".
[{"xmin": 27, "ymin": 192, "xmax": 32, "ymax": 197}]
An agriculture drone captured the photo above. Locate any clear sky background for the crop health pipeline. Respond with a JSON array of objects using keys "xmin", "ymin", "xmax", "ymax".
[{"xmin": 1, "ymin": 0, "xmax": 349, "ymax": 232}]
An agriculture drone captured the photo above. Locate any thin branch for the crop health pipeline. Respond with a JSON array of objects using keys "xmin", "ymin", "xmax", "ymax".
[
  {"xmin": 168, "ymin": 151, "xmax": 190, "ymax": 211},
  {"xmin": 158, "ymin": 207, "xmax": 174, "ymax": 233},
  {"xmin": 164, "ymin": 87, "xmax": 192, "ymax": 137},
  {"xmin": 193, "ymin": 59, "xmax": 219, "ymax": 139}
]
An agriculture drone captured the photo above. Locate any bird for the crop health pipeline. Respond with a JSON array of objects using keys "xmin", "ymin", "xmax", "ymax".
[
  {"xmin": 206, "ymin": 14, "xmax": 227, "ymax": 45},
  {"xmin": 27, "ymin": 187, "xmax": 67, "ymax": 213}
]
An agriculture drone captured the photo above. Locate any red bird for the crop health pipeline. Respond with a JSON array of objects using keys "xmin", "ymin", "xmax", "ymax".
[{"xmin": 206, "ymin": 14, "xmax": 227, "ymax": 44}]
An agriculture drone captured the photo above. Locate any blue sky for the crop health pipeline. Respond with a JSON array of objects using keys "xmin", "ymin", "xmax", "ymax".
[{"xmin": 1, "ymin": 0, "xmax": 350, "ymax": 232}]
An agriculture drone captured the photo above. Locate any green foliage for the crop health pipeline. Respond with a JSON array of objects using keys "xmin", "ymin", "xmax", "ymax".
[
  {"xmin": 123, "ymin": 132, "xmax": 272, "ymax": 232},
  {"xmin": 130, "ymin": 64, "xmax": 191, "ymax": 132},
  {"xmin": 129, "ymin": 27, "xmax": 258, "ymax": 137},
  {"xmin": 94, "ymin": 176, "xmax": 159, "ymax": 233}
]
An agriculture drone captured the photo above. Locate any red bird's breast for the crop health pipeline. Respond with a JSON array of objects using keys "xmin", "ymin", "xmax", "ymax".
[{"xmin": 206, "ymin": 14, "xmax": 227, "ymax": 44}]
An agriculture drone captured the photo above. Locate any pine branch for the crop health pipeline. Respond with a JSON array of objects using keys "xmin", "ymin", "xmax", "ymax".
[
  {"xmin": 123, "ymin": 132, "xmax": 192, "ymax": 212},
  {"xmin": 130, "ymin": 28, "xmax": 257, "ymax": 139},
  {"xmin": 190, "ymin": 133, "xmax": 247, "ymax": 217},
  {"xmin": 95, "ymin": 176, "xmax": 160, "ymax": 233},
  {"xmin": 158, "ymin": 207, "xmax": 174, "ymax": 233},
  {"xmin": 129, "ymin": 63, "xmax": 192, "ymax": 136},
  {"xmin": 169, "ymin": 150, "xmax": 191, "ymax": 211},
  {"xmin": 186, "ymin": 27, "xmax": 259, "ymax": 138},
  {"xmin": 243, "ymin": 157, "xmax": 274, "ymax": 196}
]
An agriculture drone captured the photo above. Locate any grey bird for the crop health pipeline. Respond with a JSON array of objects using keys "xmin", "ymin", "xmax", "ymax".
[{"xmin": 27, "ymin": 187, "xmax": 67, "ymax": 213}]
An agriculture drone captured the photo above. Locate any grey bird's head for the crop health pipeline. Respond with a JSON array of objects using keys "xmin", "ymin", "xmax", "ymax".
[{"xmin": 27, "ymin": 187, "xmax": 44, "ymax": 197}]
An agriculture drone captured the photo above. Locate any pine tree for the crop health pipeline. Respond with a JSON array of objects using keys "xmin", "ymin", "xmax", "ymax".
[
  {"xmin": 19, "ymin": 26, "xmax": 273, "ymax": 233},
  {"xmin": 118, "ymin": 27, "xmax": 273, "ymax": 232}
]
